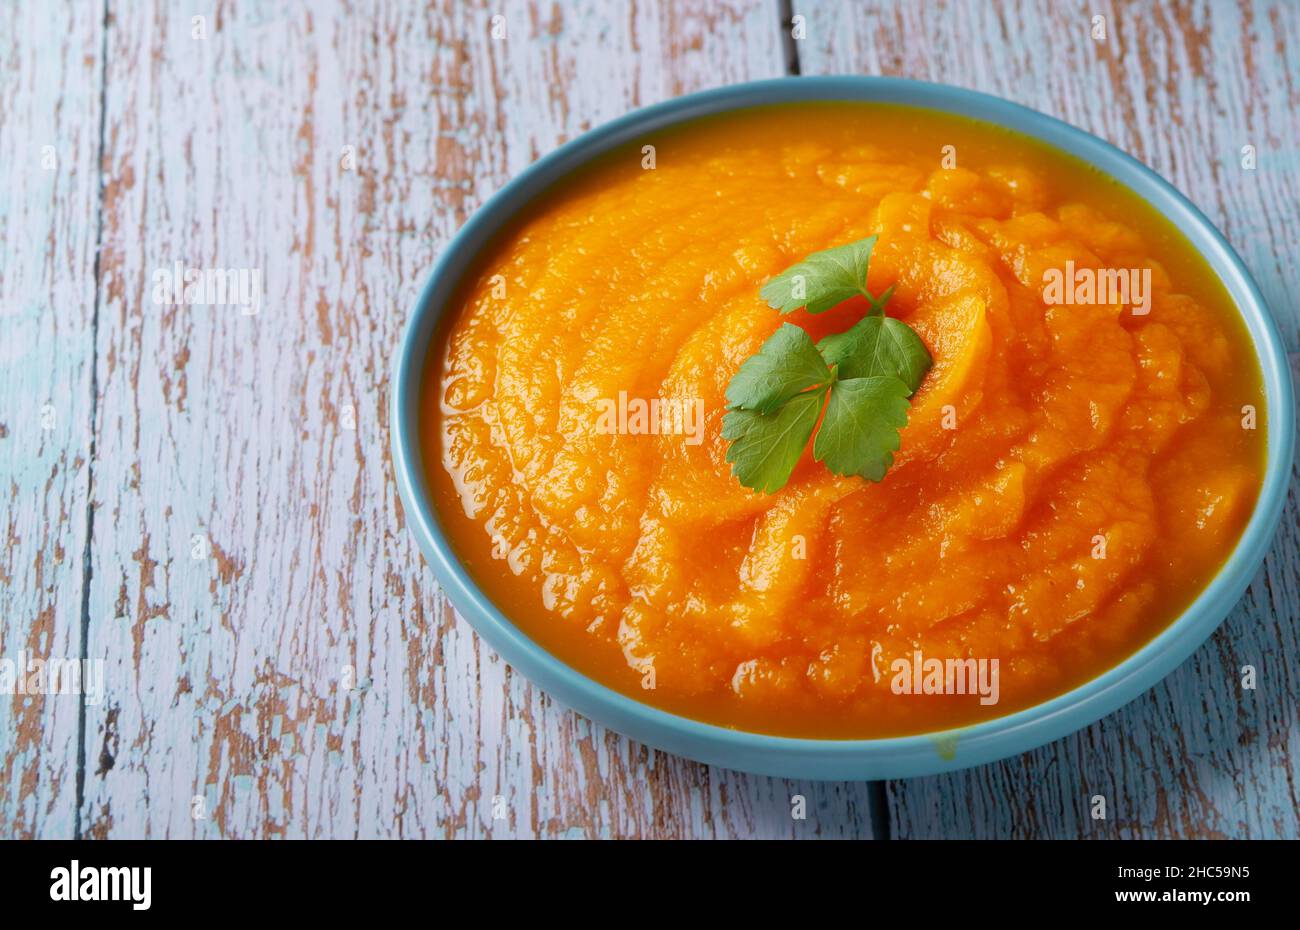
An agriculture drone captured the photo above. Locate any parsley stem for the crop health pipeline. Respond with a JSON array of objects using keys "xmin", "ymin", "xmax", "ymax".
[{"xmin": 864, "ymin": 283, "xmax": 896, "ymax": 315}]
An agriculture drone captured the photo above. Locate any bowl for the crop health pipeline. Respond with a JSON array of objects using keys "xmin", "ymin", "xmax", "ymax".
[{"xmin": 390, "ymin": 76, "xmax": 1295, "ymax": 780}]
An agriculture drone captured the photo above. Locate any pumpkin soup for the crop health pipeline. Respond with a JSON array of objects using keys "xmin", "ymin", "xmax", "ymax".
[{"xmin": 423, "ymin": 104, "xmax": 1266, "ymax": 738}]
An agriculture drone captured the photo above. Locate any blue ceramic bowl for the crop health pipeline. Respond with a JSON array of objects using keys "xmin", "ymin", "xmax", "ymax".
[{"xmin": 391, "ymin": 77, "xmax": 1295, "ymax": 780}]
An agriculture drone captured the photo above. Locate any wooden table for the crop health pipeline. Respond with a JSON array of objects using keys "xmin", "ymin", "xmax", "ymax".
[{"xmin": 2, "ymin": 0, "xmax": 1296, "ymax": 839}]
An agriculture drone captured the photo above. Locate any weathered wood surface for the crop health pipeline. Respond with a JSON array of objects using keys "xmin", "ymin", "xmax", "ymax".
[
  {"xmin": 794, "ymin": 0, "xmax": 1300, "ymax": 839},
  {"xmin": 2, "ymin": 0, "xmax": 1295, "ymax": 839},
  {"xmin": 0, "ymin": 1, "xmax": 105, "ymax": 839}
]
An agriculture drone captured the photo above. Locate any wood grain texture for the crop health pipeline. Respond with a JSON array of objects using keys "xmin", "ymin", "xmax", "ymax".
[
  {"xmin": 0, "ymin": 0, "xmax": 105, "ymax": 839},
  {"xmin": 6, "ymin": 0, "xmax": 1296, "ymax": 841},
  {"xmin": 75, "ymin": 0, "xmax": 881, "ymax": 839},
  {"xmin": 793, "ymin": 0, "xmax": 1300, "ymax": 838}
]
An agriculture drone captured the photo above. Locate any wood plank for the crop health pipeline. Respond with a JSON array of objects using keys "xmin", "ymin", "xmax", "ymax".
[
  {"xmin": 0, "ymin": 0, "xmax": 106, "ymax": 839},
  {"xmin": 794, "ymin": 0, "xmax": 1300, "ymax": 838},
  {"xmin": 79, "ymin": 0, "xmax": 878, "ymax": 839}
]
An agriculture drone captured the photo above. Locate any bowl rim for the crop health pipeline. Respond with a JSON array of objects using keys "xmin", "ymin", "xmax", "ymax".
[{"xmin": 390, "ymin": 75, "xmax": 1295, "ymax": 780}]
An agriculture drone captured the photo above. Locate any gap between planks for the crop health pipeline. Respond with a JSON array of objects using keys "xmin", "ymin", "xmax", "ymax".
[
  {"xmin": 72, "ymin": 0, "xmax": 113, "ymax": 843},
  {"xmin": 775, "ymin": 0, "xmax": 894, "ymax": 840}
]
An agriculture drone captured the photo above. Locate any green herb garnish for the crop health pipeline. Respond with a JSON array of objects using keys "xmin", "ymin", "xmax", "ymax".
[
  {"xmin": 811, "ymin": 375, "xmax": 910, "ymax": 482},
  {"xmin": 816, "ymin": 313, "xmax": 931, "ymax": 389},
  {"xmin": 724, "ymin": 322, "xmax": 830, "ymax": 415},
  {"xmin": 723, "ymin": 235, "xmax": 932, "ymax": 494},
  {"xmin": 721, "ymin": 386, "xmax": 826, "ymax": 494},
  {"xmin": 759, "ymin": 235, "xmax": 896, "ymax": 315}
]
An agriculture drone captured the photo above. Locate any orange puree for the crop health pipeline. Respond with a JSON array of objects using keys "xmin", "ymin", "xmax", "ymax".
[{"xmin": 423, "ymin": 104, "xmax": 1266, "ymax": 738}]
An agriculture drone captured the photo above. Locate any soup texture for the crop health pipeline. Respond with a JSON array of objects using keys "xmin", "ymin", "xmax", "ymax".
[{"xmin": 425, "ymin": 104, "xmax": 1265, "ymax": 738}]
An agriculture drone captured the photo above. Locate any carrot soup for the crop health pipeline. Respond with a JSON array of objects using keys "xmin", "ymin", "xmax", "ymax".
[{"xmin": 422, "ymin": 104, "xmax": 1266, "ymax": 738}]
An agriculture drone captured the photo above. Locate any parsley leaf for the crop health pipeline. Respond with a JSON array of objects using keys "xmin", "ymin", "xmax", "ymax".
[
  {"xmin": 759, "ymin": 235, "xmax": 893, "ymax": 315},
  {"xmin": 722, "ymin": 389, "xmax": 825, "ymax": 494},
  {"xmin": 721, "ymin": 235, "xmax": 933, "ymax": 494},
  {"xmin": 812, "ymin": 376, "xmax": 911, "ymax": 481},
  {"xmin": 816, "ymin": 314, "xmax": 932, "ymax": 391},
  {"xmin": 726, "ymin": 323, "xmax": 831, "ymax": 414}
]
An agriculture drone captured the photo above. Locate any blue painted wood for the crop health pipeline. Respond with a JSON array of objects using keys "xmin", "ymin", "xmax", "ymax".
[
  {"xmin": 0, "ymin": 0, "xmax": 105, "ymax": 839},
  {"xmin": 4, "ymin": 0, "xmax": 1294, "ymax": 839}
]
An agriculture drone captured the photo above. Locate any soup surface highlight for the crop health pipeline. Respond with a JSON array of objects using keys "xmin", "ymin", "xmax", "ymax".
[{"xmin": 424, "ymin": 104, "xmax": 1265, "ymax": 738}]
